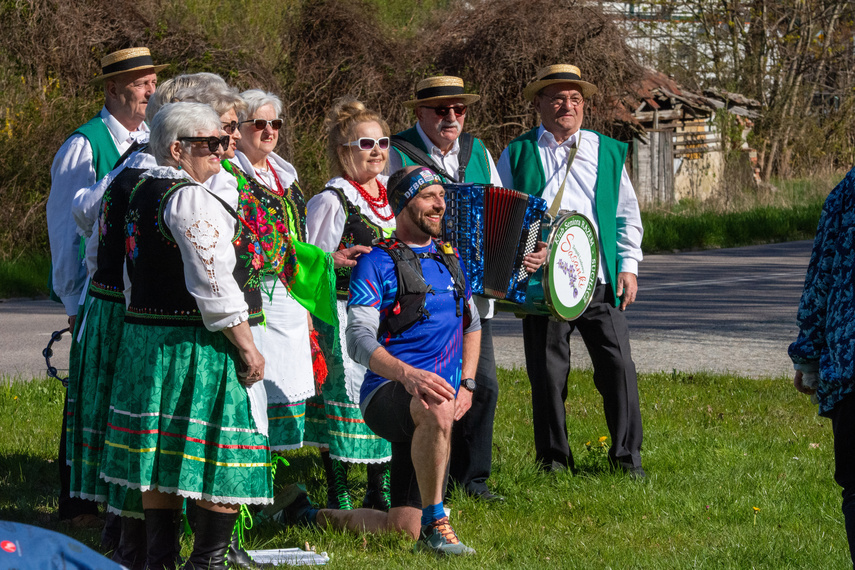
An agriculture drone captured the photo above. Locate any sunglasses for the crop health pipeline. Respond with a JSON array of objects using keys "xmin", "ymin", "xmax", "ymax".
[
  {"xmin": 342, "ymin": 137, "xmax": 391, "ymax": 151},
  {"xmin": 179, "ymin": 135, "xmax": 230, "ymax": 153},
  {"xmin": 241, "ymin": 118, "xmax": 284, "ymax": 130},
  {"xmin": 423, "ymin": 105, "xmax": 467, "ymax": 117},
  {"xmin": 221, "ymin": 120, "xmax": 239, "ymax": 134}
]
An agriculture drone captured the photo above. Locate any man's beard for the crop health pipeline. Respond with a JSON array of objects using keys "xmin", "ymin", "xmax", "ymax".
[{"xmin": 407, "ymin": 204, "xmax": 443, "ymax": 237}]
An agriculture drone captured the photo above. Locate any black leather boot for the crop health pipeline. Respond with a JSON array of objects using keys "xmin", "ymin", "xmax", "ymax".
[
  {"xmin": 101, "ymin": 511, "xmax": 122, "ymax": 552},
  {"xmin": 321, "ymin": 450, "xmax": 352, "ymax": 510},
  {"xmin": 363, "ymin": 462, "xmax": 391, "ymax": 511},
  {"xmin": 225, "ymin": 519, "xmax": 274, "ymax": 569},
  {"xmin": 143, "ymin": 508, "xmax": 182, "ymax": 570},
  {"xmin": 182, "ymin": 508, "xmax": 238, "ymax": 570},
  {"xmin": 111, "ymin": 515, "xmax": 147, "ymax": 570}
]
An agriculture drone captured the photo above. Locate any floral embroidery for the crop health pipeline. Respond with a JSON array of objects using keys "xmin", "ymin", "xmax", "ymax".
[
  {"xmin": 184, "ymin": 219, "xmax": 220, "ymax": 293},
  {"xmin": 99, "ymin": 193, "xmax": 111, "ymax": 244},
  {"xmin": 125, "ymin": 210, "xmax": 140, "ymax": 261},
  {"xmin": 222, "ymin": 160, "xmax": 301, "ymax": 291}
]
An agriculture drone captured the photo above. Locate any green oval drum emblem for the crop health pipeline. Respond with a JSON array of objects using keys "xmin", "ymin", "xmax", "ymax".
[{"xmin": 544, "ymin": 214, "xmax": 599, "ymax": 320}]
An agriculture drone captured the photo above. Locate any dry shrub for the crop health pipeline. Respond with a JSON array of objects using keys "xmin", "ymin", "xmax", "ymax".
[
  {"xmin": 281, "ymin": 0, "xmax": 416, "ymax": 191},
  {"xmin": 416, "ymin": 0, "xmax": 644, "ymax": 153}
]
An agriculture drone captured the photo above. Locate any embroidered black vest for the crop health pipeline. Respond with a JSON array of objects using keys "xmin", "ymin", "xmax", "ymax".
[
  {"xmin": 323, "ymin": 187, "xmax": 387, "ymax": 291},
  {"xmin": 89, "ymin": 166, "xmax": 147, "ymax": 303},
  {"xmin": 124, "ymin": 176, "xmax": 263, "ymax": 327},
  {"xmin": 246, "ymin": 170, "xmax": 308, "ymax": 244}
]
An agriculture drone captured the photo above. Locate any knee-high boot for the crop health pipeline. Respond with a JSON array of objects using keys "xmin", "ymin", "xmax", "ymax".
[
  {"xmin": 363, "ymin": 462, "xmax": 391, "ymax": 511},
  {"xmin": 111, "ymin": 515, "xmax": 147, "ymax": 570},
  {"xmin": 143, "ymin": 508, "xmax": 182, "ymax": 570},
  {"xmin": 321, "ymin": 450, "xmax": 352, "ymax": 510},
  {"xmin": 182, "ymin": 509, "xmax": 238, "ymax": 570}
]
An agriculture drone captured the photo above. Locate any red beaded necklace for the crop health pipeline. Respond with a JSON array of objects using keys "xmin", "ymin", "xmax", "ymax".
[
  {"xmin": 257, "ymin": 159, "xmax": 285, "ymax": 197},
  {"xmin": 346, "ymin": 176, "xmax": 393, "ymax": 221}
]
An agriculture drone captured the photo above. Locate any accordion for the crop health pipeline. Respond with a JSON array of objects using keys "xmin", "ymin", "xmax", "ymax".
[{"xmin": 441, "ymin": 183, "xmax": 547, "ymax": 303}]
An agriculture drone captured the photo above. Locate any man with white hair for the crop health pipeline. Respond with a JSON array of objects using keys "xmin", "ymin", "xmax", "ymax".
[{"xmin": 46, "ymin": 47, "xmax": 165, "ymax": 528}]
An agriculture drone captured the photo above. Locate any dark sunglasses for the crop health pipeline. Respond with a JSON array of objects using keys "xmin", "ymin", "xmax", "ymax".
[
  {"xmin": 179, "ymin": 135, "xmax": 230, "ymax": 153},
  {"xmin": 342, "ymin": 137, "xmax": 391, "ymax": 151},
  {"xmin": 423, "ymin": 104, "xmax": 467, "ymax": 117},
  {"xmin": 241, "ymin": 118, "xmax": 284, "ymax": 130},
  {"xmin": 221, "ymin": 120, "xmax": 239, "ymax": 134}
]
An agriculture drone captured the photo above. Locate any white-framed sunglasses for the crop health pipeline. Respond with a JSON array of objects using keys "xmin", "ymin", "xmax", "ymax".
[{"xmin": 342, "ymin": 137, "xmax": 391, "ymax": 151}]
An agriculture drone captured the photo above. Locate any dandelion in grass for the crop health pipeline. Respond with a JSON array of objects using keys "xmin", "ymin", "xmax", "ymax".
[
  {"xmin": 753, "ymin": 506, "xmax": 760, "ymax": 526},
  {"xmin": 598, "ymin": 435, "xmax": 608, "ymax": 448}
]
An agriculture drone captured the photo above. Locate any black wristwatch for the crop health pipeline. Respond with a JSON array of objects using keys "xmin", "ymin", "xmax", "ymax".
[{"xmin": 461, "ymin": 378, "xmax": 476, "ymax": 393}]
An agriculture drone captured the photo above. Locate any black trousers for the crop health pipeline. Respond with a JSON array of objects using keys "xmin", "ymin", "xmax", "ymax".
[
  {"xmin": 449, "ymin": 318, "xmax": 499, "ymax": 494},
  {"xmin": 522, "ymin": 282, "xmax": 643, "ymax": 471},
  {"xmin": 828, "ymin": 392, "xmax": 855, "ymax": 568}
]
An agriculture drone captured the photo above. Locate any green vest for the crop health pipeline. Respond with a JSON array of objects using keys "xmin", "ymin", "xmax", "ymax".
[
  {"xmin": 48, "ymin": 114, "xmax": 122, "ymax": 303},
  {"xmin": 393, "ymin": 126, "xmax": 492, "ymax": 184},
  {"xmin": 71, "ymin": 114, "xmax": 121, "ymax": 180},
  {"xmin": 505, "ymin": 127, "xmax": 628, "ymax": 306}
]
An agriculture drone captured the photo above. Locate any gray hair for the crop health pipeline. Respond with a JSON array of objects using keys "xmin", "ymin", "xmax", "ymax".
[
  {"xmin": 145, "ymin": 73, "xmax": 229, "ymax": 123},
  {"xmin": 149, "ymin": 102, "xmax": 221, "ymax": 164},
  {"xmin": 172, "ymin": 84, "xmax": 247, "ymax": 117},
  {"xmin": 238, "ymin": 89, "xmax": 283, "ymax": 122}
]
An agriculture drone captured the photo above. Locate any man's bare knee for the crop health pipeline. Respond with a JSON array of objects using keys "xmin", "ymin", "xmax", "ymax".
[{"xmin": 386, "ymin": 506, "xmax": 421, "ymax": 540}]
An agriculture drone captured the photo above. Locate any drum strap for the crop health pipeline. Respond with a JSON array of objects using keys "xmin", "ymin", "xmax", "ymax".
[{"xmin": 547, "ymin": 134, "xmax": 580, "ymax": 219}]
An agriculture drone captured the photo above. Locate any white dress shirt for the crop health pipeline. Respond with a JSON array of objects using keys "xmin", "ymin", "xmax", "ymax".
[
  {"xmin": 497, "ymin": 126, "xmax": 643, "ymax": 281},
  {"xmin": 48, "ymin": 107, "xmax": 149, "ymax": 314},
  {"xmin": 389, "ymin": 123, "xmax": 502, "ymax": 318}
]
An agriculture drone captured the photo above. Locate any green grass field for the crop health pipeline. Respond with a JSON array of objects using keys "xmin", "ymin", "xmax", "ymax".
[{"xmin": 0, "ymin": 368, "xmax": 847, "ymax": 568}]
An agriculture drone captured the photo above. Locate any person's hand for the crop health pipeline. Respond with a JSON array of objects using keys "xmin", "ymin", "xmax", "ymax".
[
  {"xmin": 523, "ymin": 241, "xmax": 547, "ymax": 273},
  {"xmin": 794, "ymin": 370, "xmax": 818, "ymax": 395},
  {"xmin": 67, "ymin": 315, "xmax": 76, "ymax": 332},
  {"xmin": 332, "ymin": 245, "xmax": 372, "ymax": 269},
  {"xmin": 237, "ymin": 345, "xmax": 265, "ymax": 387},
  {"xmin": 454, "ymin": 387, "xmax": 472, "ymax": 421},
  {"xmin": 398, "ymin": 367, "xmax": 455, "ymax": 410},
  {"xmin": 616, "ymin": 272, "xmax": 638, "ymax": 311}
]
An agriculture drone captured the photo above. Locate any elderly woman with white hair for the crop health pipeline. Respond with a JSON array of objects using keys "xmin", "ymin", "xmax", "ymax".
[
  {"xmin": 100, "ymin": 102, "xmax": 271, "ymax": 570},
  {"xmin": 229, "ymin": 89, "xmax": 334, "ymax": 453}
]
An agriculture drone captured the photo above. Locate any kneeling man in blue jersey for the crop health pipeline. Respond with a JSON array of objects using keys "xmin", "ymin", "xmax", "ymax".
[{"xmin": 270, "ymin": 165, "xmax": 481, "ymax": 556}]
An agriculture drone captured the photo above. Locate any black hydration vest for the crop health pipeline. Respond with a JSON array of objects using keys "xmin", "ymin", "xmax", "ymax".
[{"xmin": 374, "ymin": 237, "xmax": 467, "ymax": 337}]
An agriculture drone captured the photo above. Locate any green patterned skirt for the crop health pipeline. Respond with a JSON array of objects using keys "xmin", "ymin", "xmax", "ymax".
[
  {"xmin": 101, "ymin": 323, "xmax": 273, "ymax": 507},
  {"xmin": 66, "ymin": 294, "xmax": 125, "ymax": 502},
  {"xmin": 267, "ymin": 398, "xmax": 307, "ymax": 451},
  {"xmin": 305, "ymin": 301, "xmax": 391, "ymax": 463}
]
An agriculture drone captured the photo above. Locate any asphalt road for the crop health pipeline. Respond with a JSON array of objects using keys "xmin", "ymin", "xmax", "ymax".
[
  {"xmin": 491, "ymin": 240, "xmax": 813, "ymax": 378},
  {"xmin": 0, "ymin": 240, "xmax": 813, "ymax": 380}
]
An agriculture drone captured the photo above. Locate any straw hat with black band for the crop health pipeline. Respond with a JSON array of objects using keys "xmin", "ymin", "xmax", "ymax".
[
  {"xmin": 523, "ymin": 64, "xmax": 598, "ymax": 101},
  {"xmin": 90, "ymin": 47, "xmax": 168, "ymax": 84},
  {"xmin": 403, "ymin": 76, "xmax": 480, "ymax": 108}
]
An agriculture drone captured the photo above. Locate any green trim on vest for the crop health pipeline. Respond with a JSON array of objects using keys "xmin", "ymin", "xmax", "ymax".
[
  {"xmin": 505, "ymin": 128, "xmax": 627, "ymax": 306},
  {"xmin": 71, "ymin": 114, "xmax": 121, "ymax": 180},
  {"xmin": 393, "ymin": 126, "xmax": 492, "ymax": 184}
]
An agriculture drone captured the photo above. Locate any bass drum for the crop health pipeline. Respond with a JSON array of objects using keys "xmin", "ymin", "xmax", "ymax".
[{"xmin": 499, "ymin": 211, "xmax": 599, "ymax": 321}]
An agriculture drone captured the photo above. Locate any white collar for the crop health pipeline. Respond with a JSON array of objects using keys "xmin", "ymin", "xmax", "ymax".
[
  {"xmin": 416, "ymin": 122, "xmax": 459, "ymax": 157},
  {"xmin": 142, "ymin": 164, "xmax": 197, "ymax": 183},
  {"xmin": 537, "ymin": 124, "xmax": 582, "ymax": 148},
  {"xmin": 234, "ymin": 150, "xmax": 299, "ymax": 188},
  {"xmin": 100, "ymin": 106, "xmax": 149, "ymax": 145}
]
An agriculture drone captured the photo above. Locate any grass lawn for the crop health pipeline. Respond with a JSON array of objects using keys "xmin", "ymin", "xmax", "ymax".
[{"xmin": 0, "ymin": 367, "xmax": 847, "ymax": 568}]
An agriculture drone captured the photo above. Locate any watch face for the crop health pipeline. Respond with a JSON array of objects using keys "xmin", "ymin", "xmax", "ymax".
[{"xmin": 462, "ymin": 378, "xmax": 476, "ymax": 391}]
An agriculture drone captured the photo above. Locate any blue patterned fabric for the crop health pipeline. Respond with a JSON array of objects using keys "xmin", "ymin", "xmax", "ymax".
[{"xmin": 789, "ymin": 167, "xmax": 855, "ymax": 415}]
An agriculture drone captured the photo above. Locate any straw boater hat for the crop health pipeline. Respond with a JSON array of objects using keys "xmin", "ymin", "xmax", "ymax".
[
  {"xmin": 523, "ymin": 64, "xmax": 598, "ymax": 101},
  {"xmin": 404, "ymin": 76, "xmax": 481, "ymax": 108},
  {"xmin": 90, "ymin": 47, "xmax": 168, "ymax": 84}
]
